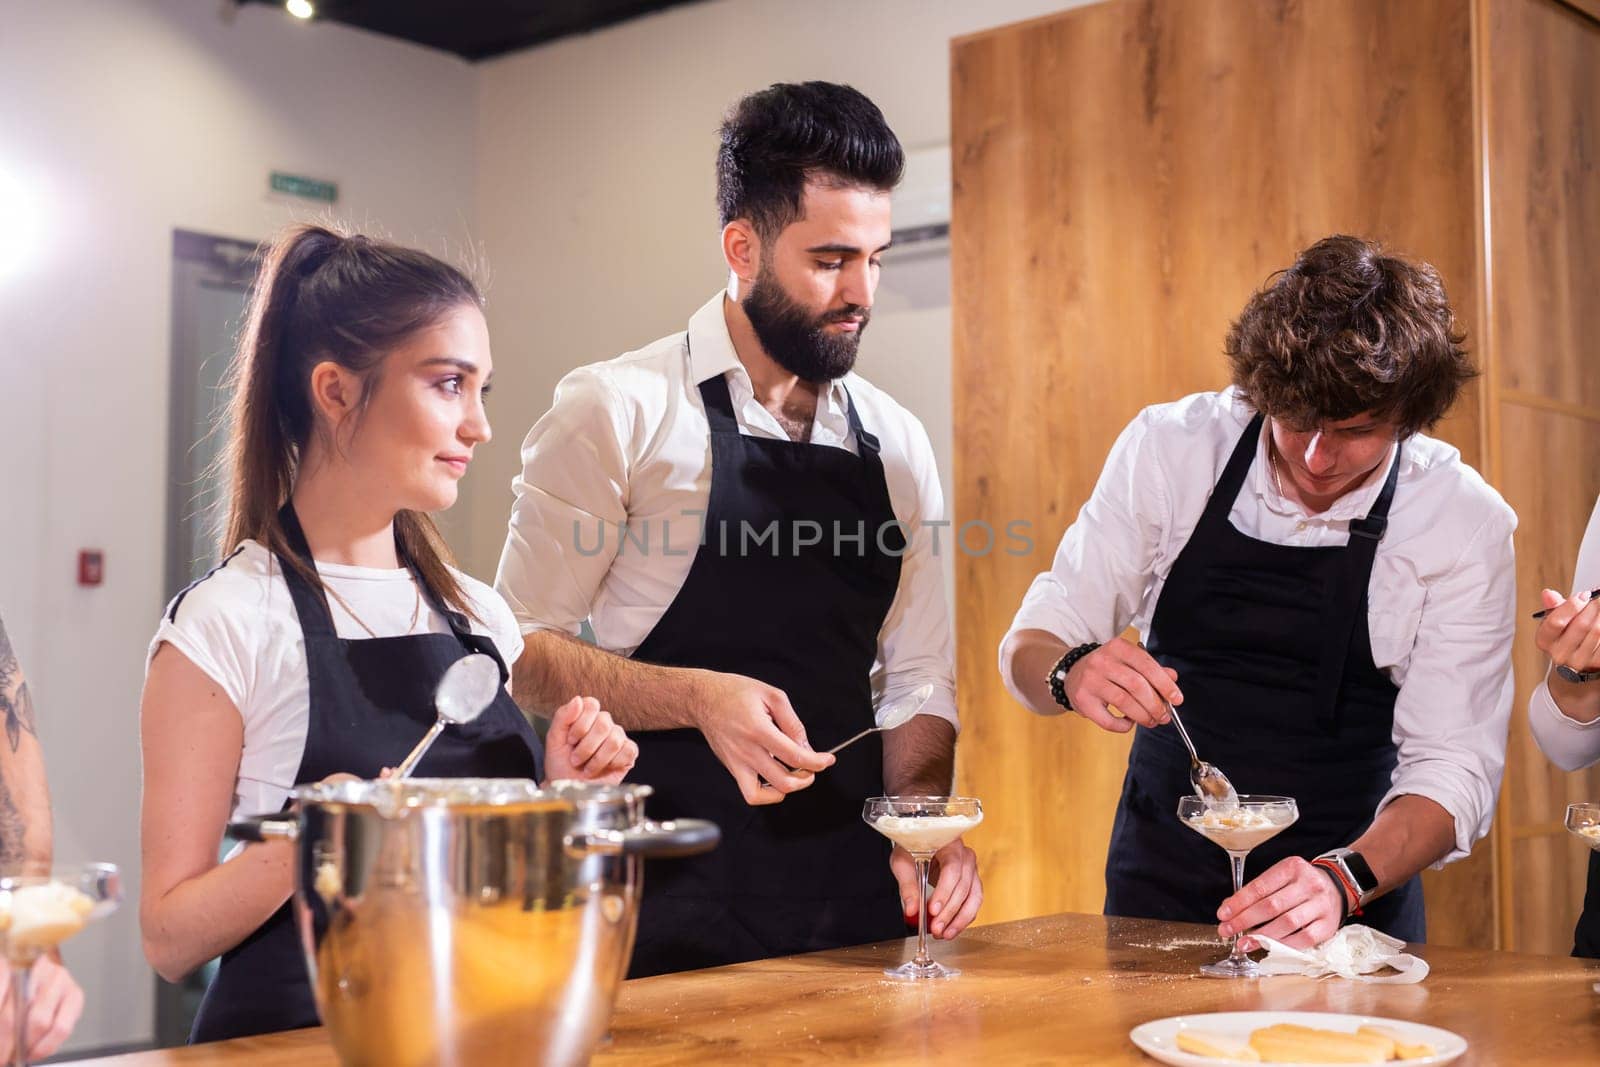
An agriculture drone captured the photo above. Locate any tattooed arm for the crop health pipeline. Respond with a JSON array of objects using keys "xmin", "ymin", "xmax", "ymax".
[
  {"xmin": 0, "ymin": 615, "xmax": 49, "ymax": 875},
  {"xmin": 0, "ymin": 615, "xmax": 84, "ymax": 1062}
]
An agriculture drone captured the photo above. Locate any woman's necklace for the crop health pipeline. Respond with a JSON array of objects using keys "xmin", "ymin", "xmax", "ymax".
[{"xmin": 323, "ymin": 578, "xmax": 422, "ymax": 639}]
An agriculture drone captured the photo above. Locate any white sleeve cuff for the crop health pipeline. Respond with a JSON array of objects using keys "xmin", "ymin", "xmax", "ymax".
[
  {"xmin": 1528, "ymin": 677, "xmax": 1600, "ymax": 772},
  {"xmin": 1376, "ymin": 773, "xmax": 1487, "ymax": 868},
  {"xmin": 912, "ymin": 688, "xmax": 960, "ymax": 736}
]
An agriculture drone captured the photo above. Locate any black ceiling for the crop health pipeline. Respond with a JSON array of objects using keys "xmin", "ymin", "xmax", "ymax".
[{"xmin": 241, "ymin": 0, "xmax": 708, "ymax": 61}]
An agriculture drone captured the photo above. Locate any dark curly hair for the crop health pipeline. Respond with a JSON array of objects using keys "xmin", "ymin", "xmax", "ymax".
[
  {"xmin": 716, "ymin": 81, "xmax": 904, "ymax": 240},
  {"xmin": 1225, "ymin": 235, "xmax": 1474, "ymax": 437}
]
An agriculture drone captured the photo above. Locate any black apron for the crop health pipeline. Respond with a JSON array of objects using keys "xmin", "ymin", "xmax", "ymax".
[
  {"xmin": 190, "ymin": 505, "xmax": 543, "ymax": 1043},
  {"xmin": 1105, "ymin": 412, "xmax": 1425, "ymax": 943},
  {"xmin": 625, "ymin": 372, "xmax": 907, "ymax": 977},
  {"xmin": 1574, "ymin": 853, "xmax": 1600, "ymax": 959}
]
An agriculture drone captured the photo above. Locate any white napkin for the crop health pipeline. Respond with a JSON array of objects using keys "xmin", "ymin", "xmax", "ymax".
[{"xmin": 1252, "ymin": 924, "xmax": 1429, "ymax": 983}]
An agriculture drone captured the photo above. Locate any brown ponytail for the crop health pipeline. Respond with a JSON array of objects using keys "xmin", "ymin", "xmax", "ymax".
[{"xmin": 217, "ymin": 223, "xmax": 485, "ymax": 621}]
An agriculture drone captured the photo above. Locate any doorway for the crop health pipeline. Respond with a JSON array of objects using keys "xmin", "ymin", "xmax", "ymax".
[{"xmin": 156, "ymin": 228, "xmax": 259, "ymax": 1045}]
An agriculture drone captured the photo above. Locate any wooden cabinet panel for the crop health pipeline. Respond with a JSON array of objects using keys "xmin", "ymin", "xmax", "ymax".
[{"xmin": 1488, "ymin": 0, "xmax": 1600, "ymax": 413}]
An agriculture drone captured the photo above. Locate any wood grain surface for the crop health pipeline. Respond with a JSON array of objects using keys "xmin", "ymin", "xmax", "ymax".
[
  {"xmin": 1479, "ymin": 0, "xmax": 1600, "ymax": 952},
  {"xmin": 80, "ymin": 913, "xmax": 1600, "ymax": 1065}
]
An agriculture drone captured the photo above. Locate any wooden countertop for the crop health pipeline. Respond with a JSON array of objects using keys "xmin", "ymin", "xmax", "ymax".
[{"xmin": 82, "ymin": 913, "xmax": 1600, "ymax": 1065}]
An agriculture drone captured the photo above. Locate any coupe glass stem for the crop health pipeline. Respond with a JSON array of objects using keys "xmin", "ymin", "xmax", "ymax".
[
  {"xmin": 10, "ymin": 962, "xmax": 30, "ymax": 1067},
  {"xmin": 1225, "ymin": 851, "xmax": 1249, "ymax": 965},
  {"xmin": 913, "ymin": 857, "xmax": 933, "ymax": 968}
]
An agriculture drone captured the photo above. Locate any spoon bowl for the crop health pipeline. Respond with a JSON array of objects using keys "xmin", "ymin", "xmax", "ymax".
[
  {"xmin": 392, "ymin": 654, "xmax": 502, "ymax": 780},
  {"xmin": 1162, "ymin": 698, "xmax": 1237, "ymax": 806},
  {"xmin": 827, "ymin": 683, "xmax": 935, "ymax": 756}
]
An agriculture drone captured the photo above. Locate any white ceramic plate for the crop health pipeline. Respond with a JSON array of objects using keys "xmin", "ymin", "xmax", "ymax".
[{"xmin": 1130, "ymin": 1010, "xmax": 1467, "ymax": 1066}]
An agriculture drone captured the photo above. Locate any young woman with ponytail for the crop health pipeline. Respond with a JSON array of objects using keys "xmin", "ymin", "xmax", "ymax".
[{"xmin": 136, "ymin": 225, "xmax": 636, "ymax": 1043}]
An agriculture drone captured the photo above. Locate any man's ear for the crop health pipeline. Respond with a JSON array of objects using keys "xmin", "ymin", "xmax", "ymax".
[{"xmin": 722, "ymin": 220, "xmax": 761, "ymax": 292}]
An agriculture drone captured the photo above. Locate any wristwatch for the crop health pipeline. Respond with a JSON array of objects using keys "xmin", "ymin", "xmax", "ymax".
[
  {"xmin": 1555, "ymin": 664, "xmax": 1600, "ymax": 683},
  {"xmin": 1047, "ymin": 643, "xmax": 1100, "ymax": 712},
  {"xmin": 1314, "ymin": 848, "xmax": 1380, "ymax": 908}
]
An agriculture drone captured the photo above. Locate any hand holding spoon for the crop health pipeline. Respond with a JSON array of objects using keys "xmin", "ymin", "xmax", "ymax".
[{"xmin": 392, "ymin": 653, "xmax": 501, "ymax": 780}]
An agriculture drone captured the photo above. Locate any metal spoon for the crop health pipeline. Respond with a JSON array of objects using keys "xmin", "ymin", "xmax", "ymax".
[
  {"xmin": 392, "ymin": 653, "xmax": 501, "ymax": 780},
  {"xmin": 1163, "ymin": 697, "xmax": 1238, "ymax": 806},
  {"xmin": 826, "ymin": 683, "xmax": 935, "ymax": 756}
]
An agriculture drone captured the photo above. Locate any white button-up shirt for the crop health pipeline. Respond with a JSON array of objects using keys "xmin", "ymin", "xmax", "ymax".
[
  {"xmin": 1529, "ymin": 496, "xmax": 1600, "ymax": 771},
  {"xmin": 495, "ymin": 291, "xmax": 958, "ymax": 731},
  {"xmin": 1003, "ymin": 387, "xmax": 1517, "ymax": 863}
]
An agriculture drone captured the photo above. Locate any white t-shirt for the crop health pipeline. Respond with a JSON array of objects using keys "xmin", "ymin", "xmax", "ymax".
[{"xmin": 147, "ymin": 540, "xmax": 524, "ymax": 821}]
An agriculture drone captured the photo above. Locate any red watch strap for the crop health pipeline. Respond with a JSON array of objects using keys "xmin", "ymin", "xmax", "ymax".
[{"xmin": 1311, "ymin": 857, "xmax": 1364, "ymax": 917}]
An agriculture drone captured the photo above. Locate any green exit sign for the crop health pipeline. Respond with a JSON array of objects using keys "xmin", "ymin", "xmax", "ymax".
[{"xmin": 269, "ymin": 171, "xmax": 338, "ymax": 203}]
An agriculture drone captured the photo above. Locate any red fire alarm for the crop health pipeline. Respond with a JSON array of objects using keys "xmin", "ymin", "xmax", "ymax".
[{"xmin": 78, "ymin": 550, "xmax": 104, "ymax": 586}]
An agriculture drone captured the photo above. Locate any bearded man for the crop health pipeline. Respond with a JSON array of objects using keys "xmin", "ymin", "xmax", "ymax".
[{"xmin": 495, "ymin": 81, "xmax": 980, "ymax": 976}]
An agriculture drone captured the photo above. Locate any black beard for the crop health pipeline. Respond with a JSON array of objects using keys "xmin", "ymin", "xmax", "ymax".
[{"xmin": 742, "ymin": 269, "xmax": 869, "ymax": 382}]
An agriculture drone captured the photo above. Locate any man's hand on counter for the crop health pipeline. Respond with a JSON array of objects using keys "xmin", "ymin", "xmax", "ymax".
[
  {"xmin": 891, "ymin": 838, "xmax": 982, "ymax": 939},
  {"xmin": 690, "ymin": 671, "xmax": 834, "ymax": 806},
  {"xmin": 1216, "ymin": 855, "xmax": 1345, "ymax": 950}
]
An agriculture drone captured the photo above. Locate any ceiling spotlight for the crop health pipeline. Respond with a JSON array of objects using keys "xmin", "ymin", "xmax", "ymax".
[{"xmin": 286, "ymin": 0, "xmax": 314, "ymax": 19}]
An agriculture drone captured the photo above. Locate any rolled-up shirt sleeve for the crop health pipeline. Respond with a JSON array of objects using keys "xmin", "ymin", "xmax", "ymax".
[
  {"xmin": 1528, "ymin": 494, "xmax": 1600, "ymax": 772},
  {"xmin": 874, "ymin": 415, "xmax": 958, "ymax": 732},
  {"xmin": 1000, "ymin": 409, "xmax": 1172, "ymax": 692},
  {"xmin": 495, "ymin": 366, "xmax": 631, "ymax": 637},
  {"xmin": 1379, "ymin": 505, "xmax": 1517, "ymax": 865}
]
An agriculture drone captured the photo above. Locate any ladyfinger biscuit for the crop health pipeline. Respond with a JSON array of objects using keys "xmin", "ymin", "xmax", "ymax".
[
  {"xmin": 1248, "ymin": 1023, "xmax": 1390, "ymax": 1063},
  {"xmin": 1175, "ymin": 1029, "xmax": 1261, "ymax": 1061},
  {"xmin": 1357, "ymin": 1024, "xmax": 1436, "ymax": 1060}
]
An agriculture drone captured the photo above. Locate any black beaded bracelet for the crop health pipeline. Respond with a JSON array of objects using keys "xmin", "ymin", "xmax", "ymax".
[{"xmin": 1047, "ymin": 643, "xmax": 1101, "ymax": 712}]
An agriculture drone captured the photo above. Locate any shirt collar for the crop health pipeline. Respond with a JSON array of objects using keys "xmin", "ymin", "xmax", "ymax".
[
  {"xmin": 1250, "ymin": 415, "xmax": 1400, "ymax": 521},
  {"xmin": 687, "ymin": 291, "xmax": 741, "ymax": 385},
  {"xmin": 686, "ymin": 289, "xmax": 852, "ymax": 414}
]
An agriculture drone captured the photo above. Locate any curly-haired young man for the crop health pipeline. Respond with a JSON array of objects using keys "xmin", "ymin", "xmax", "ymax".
[{"xmin": 1000, "ymin": 235, "xmax": 1514, "ymax": 947}]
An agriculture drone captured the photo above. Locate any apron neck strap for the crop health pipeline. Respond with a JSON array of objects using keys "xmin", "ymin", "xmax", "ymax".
[
  {"xmin": 275, "ymin": 502, "xmax": 337, "ymax": 637},
  {"xmin": 1195, "ymin": 411, "xmax": 1266, "ymax": 531},
  {"xmin": 699, "ymin": 373, "xmax": 741, "ymax": 435},
  {"xmin": 1312, "ymin": 440, "xmax": 1404, "ymax": 732},
  {"xmin": 275, "ymin": 503, "xmax": 473, "ymax": 640},
  {"xmin": 841, "ymin": 384, "xmax": 881, "ymax": 456}
]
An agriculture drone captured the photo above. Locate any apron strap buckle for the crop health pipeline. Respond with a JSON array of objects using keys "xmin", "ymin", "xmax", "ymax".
[{"xmin": 1349, "ymin": 514, "xmax": 1388, "ymax": 542}]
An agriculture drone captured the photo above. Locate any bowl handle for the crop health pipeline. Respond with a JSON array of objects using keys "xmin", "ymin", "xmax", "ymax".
[
  {"xmin": 570, "ymin": 819, "xmax": 720, "ymax": 859},
  {"xmin": 227, "ymin": 814, "xmax": 301, "ymax": 843}
]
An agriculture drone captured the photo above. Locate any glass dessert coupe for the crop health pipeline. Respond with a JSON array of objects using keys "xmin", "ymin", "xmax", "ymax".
[
  {"xmin": 1566, "ymin": 802, "xmax": 1600, "ymax": 852},
  {"xmin": 1177, "ymin": 795, "xmax": 1298, "ymax": 979},
  {"xmin": 0, "ymin": 863, "xmax": 121, "ymax": 1067},
  {"xmin": 863, "ymin": 796, "xmax": 983, "ymax": 980},
  {"xmin": 1566, "ymin": 804, "xmax": 1600, "ymax": 994}
]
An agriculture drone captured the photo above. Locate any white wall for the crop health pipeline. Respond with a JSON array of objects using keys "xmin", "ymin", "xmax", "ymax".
[
  {"xmin": 464, "ymin": 0, "xmax": 1088, "ymax": 582},
  {"xmin": 0, "ymin": 1, "xmax": 476, "ymax": 1050}
]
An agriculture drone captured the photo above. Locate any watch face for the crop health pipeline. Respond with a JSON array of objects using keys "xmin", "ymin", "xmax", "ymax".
[
  {"xmin": 1343, "ymin": 851, "xmax": 1379, "ymax": 895},
  {"xmin": 1557, "ymin": 665, "xmax": 1589, "ymax": 683}
]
